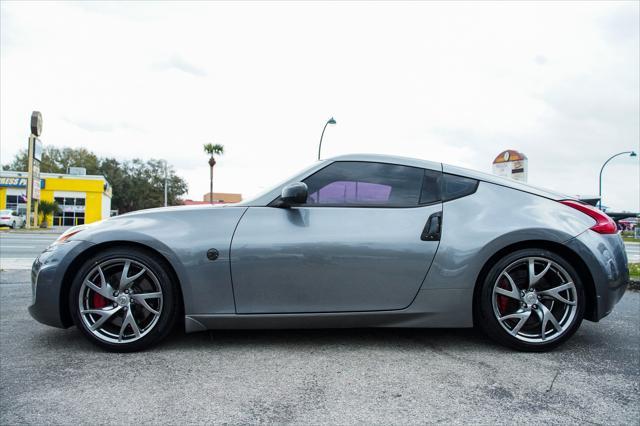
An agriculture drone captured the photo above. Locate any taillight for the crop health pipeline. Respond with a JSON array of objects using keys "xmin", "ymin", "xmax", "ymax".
[
  {"xmin": 559, "ymin": 200, "xmax": 617, "ymax": 234},
  {"xmin": 0, "ymin": 216, "xmax": 10, "ymax": 220}
]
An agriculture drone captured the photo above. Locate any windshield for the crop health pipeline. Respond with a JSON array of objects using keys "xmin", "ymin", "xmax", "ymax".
[{"xmin": 239, "ymin": 161, "xmax": 330, "ymax": 206}]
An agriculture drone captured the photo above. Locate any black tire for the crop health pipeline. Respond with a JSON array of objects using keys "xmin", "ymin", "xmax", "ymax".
[
  {"xmin": 477, "ymin": 248, "xmax": 585, "ymax": 352},
  {"xmin": 11, "ymin": 221, "xmax": 16, "ymax": 229},
  {"xmin": 69, "ymin": 247, "xmax": 179, "ymax": 352}
]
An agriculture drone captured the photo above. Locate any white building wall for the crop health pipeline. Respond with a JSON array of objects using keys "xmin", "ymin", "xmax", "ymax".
[{"xmin": 101, "ymin": 194, "xmax": 111, "ymax": 220}]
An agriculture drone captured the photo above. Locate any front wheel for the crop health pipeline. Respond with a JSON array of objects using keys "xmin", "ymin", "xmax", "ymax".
[
  {"xmin": 477, "ymin": 249, "xmax": 585, "ymax": 352},
  {"xmin": 70, "ymin": 247, "xmax": 179, "ymax": 352}
]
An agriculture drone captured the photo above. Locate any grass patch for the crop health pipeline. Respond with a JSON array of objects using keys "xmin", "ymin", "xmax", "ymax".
[
  {"xmin": 630, "ymin": 263, "xmax": 640, "ymax": 280},
  {"xmin": 623, "ymin": 237, "xmax": 639, "ymax": 243}
]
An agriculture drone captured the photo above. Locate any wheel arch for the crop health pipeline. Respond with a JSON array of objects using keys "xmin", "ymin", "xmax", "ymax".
[
  {"xmin": 472, "ymin": 239, "xmax": 597, "ymax": 325},
  {"xmin": 59, "ymin": 240, "xmax": 185, "ymax": 328}
]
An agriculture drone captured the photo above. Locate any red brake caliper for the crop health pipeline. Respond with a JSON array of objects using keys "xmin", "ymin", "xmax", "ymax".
[
  {"xmin": 497, "ymin": 279, "xmax": 509, "ymax": 313},
  {"xmin": 92, "ymin": 292, "xmax": 108, "ymax": 309}
]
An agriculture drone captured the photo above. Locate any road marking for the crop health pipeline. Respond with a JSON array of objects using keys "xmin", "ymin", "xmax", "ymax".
[
  {"xmin": 0, "ymin": 245, "xmax": 37, "ymax": 249},
  {"xmin": 0, "ymin": 258, "xmax": 34, "ymax": 270}
]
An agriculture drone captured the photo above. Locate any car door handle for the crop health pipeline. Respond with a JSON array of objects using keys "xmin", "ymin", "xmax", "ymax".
[{"xmin": 421, "ymin": 212, "xmax": 442, "ymax": 241}]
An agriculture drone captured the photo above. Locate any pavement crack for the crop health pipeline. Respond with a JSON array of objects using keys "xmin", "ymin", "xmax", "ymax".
[{"xmin": 546, "ymin": 369, "xmax": 560, "ymax": 393}]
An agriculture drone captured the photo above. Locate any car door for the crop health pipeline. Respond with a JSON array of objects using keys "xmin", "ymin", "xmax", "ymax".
[{"xmin": 230, "ymin": 161, "xmax": 443, "ymax": 314}]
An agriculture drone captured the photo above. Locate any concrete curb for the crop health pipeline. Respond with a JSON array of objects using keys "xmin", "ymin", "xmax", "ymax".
[{"xmin": 0, "ymin": 229, "xmax": 64, "ymax": 235}]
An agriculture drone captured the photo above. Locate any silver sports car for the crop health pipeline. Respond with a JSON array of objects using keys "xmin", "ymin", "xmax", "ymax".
[{"xmin": 28, "ymin": 154, "xmax": 629, "ymax": 352}]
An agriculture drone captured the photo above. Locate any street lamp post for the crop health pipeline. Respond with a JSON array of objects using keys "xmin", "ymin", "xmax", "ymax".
[
  {"xmin": 318, "ymin": 117, "xmax": 336, "ymax": 160},
  {"xmin": 598, "ymin": 150, "xmax": 637, "ymax": 209}
]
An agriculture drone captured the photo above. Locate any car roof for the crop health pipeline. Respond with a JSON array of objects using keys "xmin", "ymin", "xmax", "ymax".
[
  {"xmin": 242, "ymin": 153, "xmax": 570, "ymax": 206},
  {"xmin": 329, "ymin": 153, "xmax": 569, "ymax": 201},
  {"xmin": 328, "ymin": 153, "xmax": 443, "ymax": 172}
]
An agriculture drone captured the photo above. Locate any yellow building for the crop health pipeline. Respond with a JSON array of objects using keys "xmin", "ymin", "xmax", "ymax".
[{"xmin": 0, "ymin": 170, "xmax": 112, "ymax": 226}]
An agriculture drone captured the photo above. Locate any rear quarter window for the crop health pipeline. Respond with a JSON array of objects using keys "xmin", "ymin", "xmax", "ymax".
[{"xmin": 442, "ymin": 174, "xmax": 479, "ymax": 201}]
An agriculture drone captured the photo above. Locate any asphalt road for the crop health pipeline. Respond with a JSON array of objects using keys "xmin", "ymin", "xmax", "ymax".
[
  {"xmin": 0, "ymin": 232, "xmax": 59, "ymax": 269},
  {"xmin": 0, "ymin": 269, "xmax": 638, "ymax": 425},
  {"xmin": 627, "ymin": 241, "xmax": 640, "ymax": 263}
]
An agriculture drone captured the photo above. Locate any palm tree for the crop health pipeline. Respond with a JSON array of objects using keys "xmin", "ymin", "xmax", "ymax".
[
  {"xmin": 37, "ymin": 200, "xmax": 59, "ymax": 228},
  {"xmin": 203, "ymin": 143, "xmax": 224, "ymax": 204}
]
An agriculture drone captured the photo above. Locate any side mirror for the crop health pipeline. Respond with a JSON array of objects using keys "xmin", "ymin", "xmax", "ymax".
[{"xmin": 278, "ymin": 182, "xmax": 308, "ymax": 207}]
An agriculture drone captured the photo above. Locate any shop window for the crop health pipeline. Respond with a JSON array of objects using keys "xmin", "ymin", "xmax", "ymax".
[
  {"xmin": 52, "ymin": 196, "xmax": 86, "ymax": 226},
  {"xmin": 5, "ymin": 194, "xmax": 26, "ymax": 215}
]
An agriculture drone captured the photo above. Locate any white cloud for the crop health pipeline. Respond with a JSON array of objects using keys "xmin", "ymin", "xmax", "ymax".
[{"xmin": 1, "ymin": 1, "xmax": 638, "ymax": 210}]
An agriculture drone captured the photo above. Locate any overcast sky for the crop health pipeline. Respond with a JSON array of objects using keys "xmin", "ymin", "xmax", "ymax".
[{"xmin": 1, "ymin": 1, "xmax": 639, "ymax": 211}]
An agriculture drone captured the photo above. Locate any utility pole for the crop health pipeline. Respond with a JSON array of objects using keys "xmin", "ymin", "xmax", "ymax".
[{"xmin": 164, "ymin": 160, "xmax": 168, "ymax": 207}]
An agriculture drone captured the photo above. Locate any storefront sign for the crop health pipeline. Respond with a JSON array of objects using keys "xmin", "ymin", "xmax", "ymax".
[
  {"xmin": 492, "ymin": 150, "xmax": 528, "ymax": 183},
  {"xmin": 0, "ymin": 177, "xmax": 28, "ymax": 187},
  {"xmin": 61, "ymin": 204, "xmax": 85, "ymax": 213},
  {"xmin": 26, "ymin": 111, "xmax": 44, "ymax": 228},
  {"xmin": 33, "ymin": 138, "xmax": 43, "ymax": 162},
  {"xmin": 31, "ymin": 111, "xmax": 43, "ymax": 137},
  {"xmin": 32, "ymin": 160, "xmax": 41, "ymax": 200}
]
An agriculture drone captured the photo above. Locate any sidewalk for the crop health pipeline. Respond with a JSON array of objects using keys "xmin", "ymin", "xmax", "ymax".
[{"xmin": 0, "ymin": 227, "xmax": 67, "ymax": 235}]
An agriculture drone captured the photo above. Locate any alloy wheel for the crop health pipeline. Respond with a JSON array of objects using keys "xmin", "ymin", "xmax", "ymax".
[
  {"xmin": 78, "ymin": 258, "xmax": 163, "ymax": 344},
  {"xmin": 492, "ymin": 256, "xmax": 578, "ymax": 343}
]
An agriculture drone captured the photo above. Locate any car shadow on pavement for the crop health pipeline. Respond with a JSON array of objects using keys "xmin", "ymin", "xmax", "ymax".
[
  {"xmin": 158, "ymin": 326, "xmax": 504, "ymax": 354},
  {"xmin": 30, "ymin": 318, "xmax": 621, "ymax": 360},
  {"xmin": 32, "ymin": 324, "xmax": 503, "ymax": 354}
]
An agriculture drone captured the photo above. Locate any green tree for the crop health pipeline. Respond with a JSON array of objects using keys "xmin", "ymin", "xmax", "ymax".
[
  {"xmin": 203, "ymin": 143, "xmax": 224, "ymax": 203},
  {"xmin": 2, "ymin": 148, "xmax": 188, "ymax": 214},
  {"xmin": 2, "ymin": 146, "xmax": 99, "ymax": 174},
  {"xmin": 114, "ymin": 159, "xmax": 188, "ymax": 212}
]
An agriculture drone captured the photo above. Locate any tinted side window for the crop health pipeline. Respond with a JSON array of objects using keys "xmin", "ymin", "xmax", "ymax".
[
  {"xmin": 303, "ymin": 161, "xmax": 425, "ymax": 206},
  {"xmin": 420, "ymin": 169, "xmax": 442, "ymax": 205},
  {"xmin": 442, "ymin": 174, "xmax": 479, "ymax": 201}
]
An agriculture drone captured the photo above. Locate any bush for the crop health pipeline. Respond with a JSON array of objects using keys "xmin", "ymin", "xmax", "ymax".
[{"xmin": 629, "ymin": 263, "xmax": 640, "ymax": 280}]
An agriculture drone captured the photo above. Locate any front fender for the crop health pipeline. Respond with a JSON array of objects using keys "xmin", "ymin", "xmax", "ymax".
[{"xmin": 69, "ymin": 206, "xmax": 248, "ymax": 315}]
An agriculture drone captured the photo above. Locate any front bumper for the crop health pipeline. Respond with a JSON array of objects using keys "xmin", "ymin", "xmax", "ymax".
[
  {"xmin": 565, "ymin": 230, "xmax": 629, "ymax": 322},
  {"xmin": 28, "ymin": 240, "xmax": 94, "ymax": 328}
]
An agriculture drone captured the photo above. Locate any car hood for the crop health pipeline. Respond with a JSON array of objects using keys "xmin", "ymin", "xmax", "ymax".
[
  {"xmin": 64, "ymin": 204, "xmax": 246, "ymax": 244},
  {"xmin": 118, "ymin": 203, "xmax": 227, "ymax": 217}
]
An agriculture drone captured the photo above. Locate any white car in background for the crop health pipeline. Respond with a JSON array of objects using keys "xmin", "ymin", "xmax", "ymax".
[{"xmin": 0, "ymin": 210, "xmax": 26, "ymax": 229}]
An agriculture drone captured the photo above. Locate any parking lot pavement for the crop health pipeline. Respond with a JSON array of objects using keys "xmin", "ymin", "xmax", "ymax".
[{"xmin": 0, "ymin": 270, "xmax": 638, "ymax": 425}]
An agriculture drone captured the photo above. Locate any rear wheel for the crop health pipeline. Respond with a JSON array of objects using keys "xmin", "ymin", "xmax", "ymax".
[
  {"xmin": 70, "ymin": 247, "xmax": 179, "ymax": 352},
  {"xmin": 11, "ymin": 221, "xmax": 16, "ymax": 229},
  {"xmin": 477, "ymin": 248, "xmax": 585, "ymax": 351}
]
